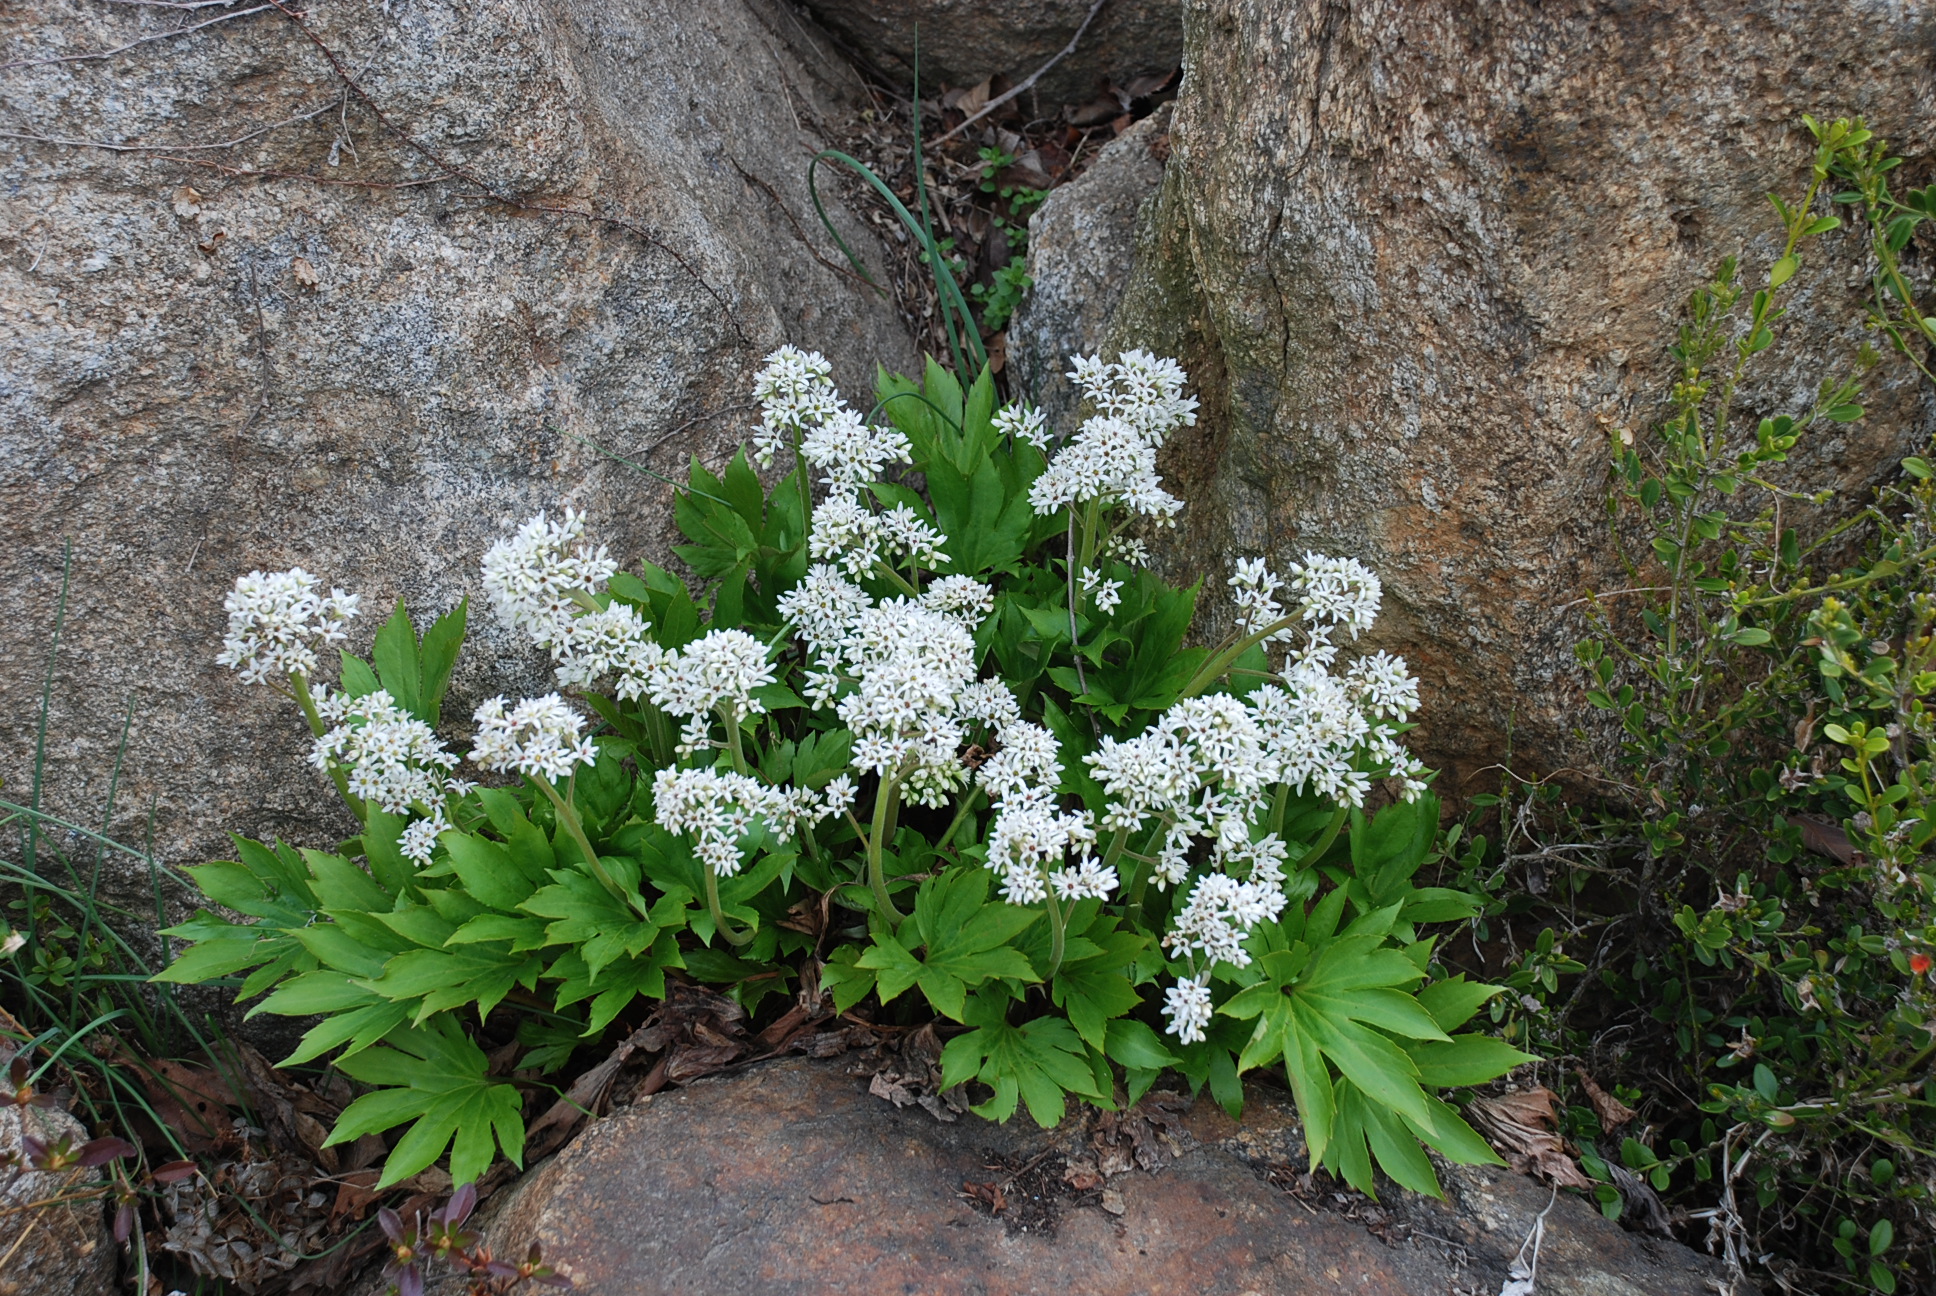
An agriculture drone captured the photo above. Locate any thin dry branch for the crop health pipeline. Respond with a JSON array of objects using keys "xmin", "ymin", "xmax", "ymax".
[
  {"xmin": 0, "ymin": 3, "xmax": 275, "ymax": 70},
  {"xmin": 933, "ymin": 0, "xmax": 1110, "ymax": 145},
  {"xmin": 0, "ymin": 94, "xmax": 343, "ymax": 153}
]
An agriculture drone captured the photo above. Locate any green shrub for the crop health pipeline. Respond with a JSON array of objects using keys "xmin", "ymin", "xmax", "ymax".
[
  {"xmin": 161, "ymin": 348, "xmax": 1529, "ymax": 1197},
  {"xmin": 1484, "ymin": 116, "xmax": 1936, "ymax": 1293}
]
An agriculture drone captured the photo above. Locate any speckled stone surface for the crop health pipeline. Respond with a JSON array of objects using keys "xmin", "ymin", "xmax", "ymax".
[{"xmin": 408, "ymin": 1058, "xmax": 1741, "ymax": 1296}]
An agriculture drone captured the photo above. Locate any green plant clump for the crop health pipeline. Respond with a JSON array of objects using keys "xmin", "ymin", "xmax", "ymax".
[
  {"xmin": 1472, "ymin": 116, "xmax": 1936, "ymax": 1293},
  {"xmin": 160, "ymin": 346, "xmax": 1529, "ymax": 1198}
]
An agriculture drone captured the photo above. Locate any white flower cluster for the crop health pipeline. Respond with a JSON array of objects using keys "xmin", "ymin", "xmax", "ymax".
[
  {"xmin": 992, "ymin": 403, "xmax": 1052, "ymax": 450},
  {"xmin": 1082, "ymin": 557, "xmax": 1426, "ymax": 1040},
  {"xmin": 312, "ymin": 687, "xmax": 460, "ymax": 813},
  {"xmin": 311, "ymin": 687, "xmax": 470, "ymax": 864},
  {"xmin": 1029, "ymin": 351, "xmax": 1198, "ymax": 521},
  {"xmin": 480, "ymin": 509, "xmax": 618, "ymax": 652},
  {"xmin": 216, "ymin": 569, "xmax": 360, "ymax": 684},
  {"xmin": 468, "ymin": 694, "xmax": 597, "ymax": 782},
  {"xmin": 749, "ymin": 345, "xmax": 841, "ymax": 469},
  {"xmin": 977, "ymin": 719, "xmax": 1112, "ymax": 907},
  {"xmin": 481, "ymin": 509, "xmax": 672, "ymax": 702},
  {"xmin": 1229, "ymin": 553, "xmax": 1383, "ymax": 657},
  {"xmin": 778, "ymin": 564, "xmax": 1015, "ymax": 807},
  {"xmin": 809, "ymin": 496, "xmax": 948, "ymax": 577},
  {"xmin": 652, "ymin": 766, "xmax": 855, "ymax": 877},
  {"xmin": 626, "ymin": 628, "xmax": 777, "ymax": 755},
  {"xmin": 1079, "ymin": 567, "xmax": 1124, "ymax": 614}
]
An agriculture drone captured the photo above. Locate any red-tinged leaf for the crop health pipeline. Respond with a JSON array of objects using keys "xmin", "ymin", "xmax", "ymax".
[
  {"xmin": 151, "ymin": 1159, "xmax": 200, "ymax": 1185},
  {"xmin": 76, "ymin": 1136, "xmax": 137, "ymax": 1167}
]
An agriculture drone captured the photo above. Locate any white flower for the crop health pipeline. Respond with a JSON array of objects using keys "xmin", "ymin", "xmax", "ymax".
[
  {"xmin": 1031, "ymin": 353, "xmax": 1196, "ymax": 521},
  {"xmin": 956, "ymin": 680, "xmax": 1022, "ymax": 730},
  {"xmin": 800, "ymin": 406, "xmax": 913, "ymax": 489},
  {"xmin": 1166, "ymin": 871, "xmax": 1285, "ymax": 970},
  {"xmin": 1029, "ymin": 415, "xmax": 1183, "ymax": 522},
  {"xmin": 1050, "ymin": 854, "xmax": 1117, "ymax": 902},
  {"xmin": 311, "ymin": 687, "xmax": 460, "ymax": 815},
  {"xmin": 820, "ymin": 598, "xmax": 980, "ymax": 801},
  {"xmin": 557, "ymin": 603, "xmax": 661, "ymax": 691},
  {"xmin": 1348, "ymin": 650, "xmax": 1420, "ymax": 720},
  {"xmin": 216, "ymin": 568, "xmax": 360, "ymax": 683},
  {"xmin": 1080, "ymin": 567, "xmax": 1124, "ymax": 614},
  {"xmin": 1162, "ymin": 974, "xmax": 1213, "ymax": 1044},
  {"xmin": 480, "ymin": 509, "xmax": 617, "ymax": 650},
  {"xmin": 652, "ymin": 765, "xmax": 838, "ymax": 877},
  {"xmin": 877, "ymin": 504, "xmax": 949, "ymax": 569},
  {"xmin": 978, "ymin": 721, "xmax": 1061, "ymax": 803},
  {"xmin": 1290, "ymin": 552, "xmax": 1381, "ymax": 641},
  {"xmin": 399, "ymin": 810, "xmax": 450, "ymax": 865},
  {"xmin": 468, "ymin": 694, "xmax": 597, "ymax": 782},
  {"xmin": 993, "ymin": 402, "xmax": 1053, "ymax": 450},
  {"xmin": 751, "ymin": 345, "xmax": 840, "ymax": 468},
  {"xmin": 639, "ymin": 628, "xmax": 776, "ymax": 730},
  {"xmin": 0, "ymin": 930, "xmax": 26, "ymax": 958},
  {"xmin": 1105, "ymin": 536, "xmax": 1151, "ymax": 567},
  {"xmin": 920, "ymin": 576, "xmax": 996, "ymax": 627},
  {"xmin": 808, "ymin": 494, "xmax": 884, "ymax": 575}
]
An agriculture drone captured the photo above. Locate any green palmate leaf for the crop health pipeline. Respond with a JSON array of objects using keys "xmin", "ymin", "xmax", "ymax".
[
  {"xmin": 550, "ymin": 929, "xmax": 685, "ymax": 1035},
  {"xmin": 1052, "ymin": 929, "xmax": 1147, "ymax": 1049},
  {"xmin": 361, "ymin": 939, "xmax": 545, "ymax": 1024},
  {"xmin": 929, "ymin": 456, "xmax": 1033, "ymax": 576},
  {"xmin": 1415, "ymin": 977, "xmax": 1505, "ymax": 1032},
  {"xmin": 1406, "ymin": 1034, "xmax": 1536, "ymax": 1088},
  {"xmin": 940, "ymin": 996, "xmax": 1106, "ymax": 1126},
  {"xmin": 339, "ymin": 651, "xmax": 381, "ymax": 698},
  {"xmin": 327, "ymin": 1019, "xmax": 525, "ymax": 1189},
  {"xmin": 441, "ymin": 832, "xmax": 540, "ymax": 911},
  {"xmin": 859, "ymin": 869, "xmax": 1039, "ymax": 1019}
]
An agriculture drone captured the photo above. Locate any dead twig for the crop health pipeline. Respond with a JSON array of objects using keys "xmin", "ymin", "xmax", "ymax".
[
  {"xmin": 933, "ymin": 0, "xmax": 1111, "ymax": 146},
  {"xmin": 0, "ymin": 95, "xmax": 343, "ymax": 154},
  {"xmin": 0, "ymin": 3, "xmax": 275, "ymax": 70}
]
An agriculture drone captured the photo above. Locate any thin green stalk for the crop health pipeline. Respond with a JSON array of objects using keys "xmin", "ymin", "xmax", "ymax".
[
  {"xmin": 867, "ymin": 773, "xmax": 907, "ymax": 923},
  {"xmin": 1180, "ymin": 612, "xmax": 1301, "ymax": 699},
  {"xmin": 934, "ymin": 786, "xmax": 983, "ymax": 855},
  {"xmin": 790, "ymin": 425, "xmax": 815, "ymax": 549},
  {"xmin": 702, "ymin": 865, "xmax": 757, "ymax": 948},
  {"xmin": 529, "ymin": 775, "xmax": 634, "ymax": 914},
  {"xmin": 290, "ymin": 672, "xmax": 366, "ymax": 820},
  {"xmin": 873, "ymin": 561, "xmax": 920, "ymax": 598},
  {"xmin": 1301, "ymin": 806, "xmax": 1349, "ymax": 868},
  {"xmin": 1043, "ymin": 885, "xmax": 1068, "ymax": 980}
]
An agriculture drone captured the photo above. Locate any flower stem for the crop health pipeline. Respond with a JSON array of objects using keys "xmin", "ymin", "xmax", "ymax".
[
  {"xmin": 530, "ymin": 775, "xmax": 634, "ymax": 913},
  {"xmin": 703, "ymin": 863, "xmax": 757, "ymax": 947},
  {"xmin": 1301, "ymin": 805, "xmax": 1349, "ymax": 869},
  {"xmin": 934, "ymin": 785, "xmax": 982, "ymax": 855},
  {"xmin": 791, "ymin": 424, "xmax": 815, "ymax": 549},
  {"xmin": 1043, "ymin": 883, "xmax": 1068, "ymax": 980},
  {"xmin": 867, "ymin": 774, "xmax": 907, "ymax": 923},
  {"xmin": 290, "ymin": 672, "xmax": 367, "ymax": 821},
  {"xmin": 1179, "ymin": 612, "xmax": 1301, "ymax": 699}
]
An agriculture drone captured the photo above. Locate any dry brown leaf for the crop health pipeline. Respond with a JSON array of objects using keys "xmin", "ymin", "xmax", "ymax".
[
  {"xmin": 291, "ymin": 255, "xmax": 320, "ymax": 289},
  {"xmin": 1573, "ymin": 1068, "xmax": 1637, "ymax": 1131},
  {"xmin": 1790, "ymin": 814, "xmax": 1855, "ymax": 864},
  {"xmin": 1467, "ymin": 1086, "xmax": 1593, "ymax": 1190}
]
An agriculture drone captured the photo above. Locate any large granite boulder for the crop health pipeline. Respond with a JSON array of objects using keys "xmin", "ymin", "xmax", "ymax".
[
  {"xmin": 806, "ymin": 0, "xmax": 1181, "ymax": 103},
  {"xmin": 0, "ymin": 0, "xmax": 915, "ymax": 871},
  {"xmin": 395, "ymin": 1057, "xmax": 1742, "ymax": 1296},
  {"xmin": 1028, "ymin": 0, "xmax": 1936, "ymax": 790}
]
